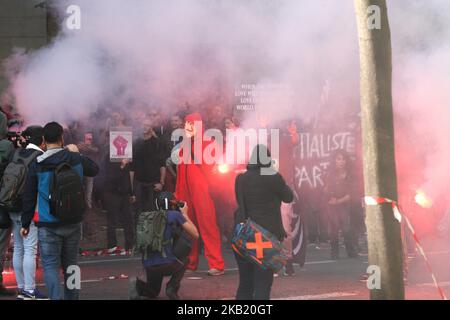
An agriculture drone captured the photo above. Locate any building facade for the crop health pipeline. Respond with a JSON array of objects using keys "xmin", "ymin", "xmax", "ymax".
[{"xmin": 0, "ymin": 0, "xmax": 48, "ymax": 97}]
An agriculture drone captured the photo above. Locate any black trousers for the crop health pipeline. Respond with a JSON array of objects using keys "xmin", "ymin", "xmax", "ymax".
[
  {"xmin": 139, "ymin": 260, "xmax": 187, "ymax": 298},
  {"xmin": 104, "ymin": 192, "xmax": 135, "ymax": 250},
  {"xmin": 328, "ymin": 204, "xmax": 356, "ymax": 256},
  {"xmin": 134, "ymin": 181, "xmax": 158, "ymax": 213},
  {"xmin": 234, "ymin": 251, "xmax": 274, "ymax": 300}
]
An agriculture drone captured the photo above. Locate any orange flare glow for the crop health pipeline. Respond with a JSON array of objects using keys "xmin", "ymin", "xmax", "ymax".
[
  {"xmin": 218, "ymin": 164, "xmax": 229, "ymax": 174},
  {"xmin": 415, "ymin": 190, "xmax": 433, "ymax": 209}
]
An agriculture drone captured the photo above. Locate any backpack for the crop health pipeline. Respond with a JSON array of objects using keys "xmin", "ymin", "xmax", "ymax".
[
  {"xmin": 0, "ymin": 149, "xmax": 40, "ymax": 211},
  {"xmin": 231, "ymin": 174, "xmax": 287, "ymax": 272},
  {"xmin": 134, "ymin": 210, "xmax": 171, "ymax": 259},
  {"xmin": 0, "ymin": 139, "xmax": 14, "ymax": 178},
  {"xmin": 48, "ymin": 162, "xmax": 85, "ymax": 223}
]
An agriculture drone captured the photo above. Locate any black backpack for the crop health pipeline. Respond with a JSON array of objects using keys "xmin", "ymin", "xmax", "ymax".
[
  {"xmin": 0, "ymin": 139, "xmax": 14, "ymax": 178},
  {"xmin": 0, "ymin": 149, "xmax": 40, "ymax": 212},
  {"xmin": 48, "ymin": 162, "xmax": 85, "ymax": 223}
]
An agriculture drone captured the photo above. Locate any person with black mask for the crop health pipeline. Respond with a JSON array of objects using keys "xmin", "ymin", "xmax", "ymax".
[{"xmin": 233, "ymin": 144, "xmax": 294, "ymax": 300}]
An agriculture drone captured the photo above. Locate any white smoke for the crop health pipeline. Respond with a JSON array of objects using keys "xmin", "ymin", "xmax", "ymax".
[
  {"xmin": 2, "ymin": 0, "xmax": 359, "ymax": 126},
  {"xmin": 2, "ymin": 0, "xmax": 450, "ymax": 205}
]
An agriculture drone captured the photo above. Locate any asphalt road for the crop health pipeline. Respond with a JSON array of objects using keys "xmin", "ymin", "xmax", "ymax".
[{"xmin": 2, "ymin": 237, "xmax": 450, "ymax": 300}]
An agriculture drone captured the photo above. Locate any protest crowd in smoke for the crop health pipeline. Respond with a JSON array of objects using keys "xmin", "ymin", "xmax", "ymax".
[{"xmin": 2, "ymin": 0, "xmax": 450, "ymax": 285}]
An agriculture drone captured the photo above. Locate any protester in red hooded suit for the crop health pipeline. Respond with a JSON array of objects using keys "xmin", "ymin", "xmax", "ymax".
[{"xmin": 175, "ymin": 112, "xmax": 225, "ymax": 275}]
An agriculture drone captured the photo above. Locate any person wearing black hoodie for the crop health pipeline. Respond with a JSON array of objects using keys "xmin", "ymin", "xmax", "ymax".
[
  {"xmin": 0, "ymin": 111, "xmax": 16, "ymax": 296},
  {"xmin": 233, "ymin": 144, "xmax": 294, "ymax": 300},
  {"xmin": 102, "ymin": 154, "xmax": 135, "ymax": 250}
]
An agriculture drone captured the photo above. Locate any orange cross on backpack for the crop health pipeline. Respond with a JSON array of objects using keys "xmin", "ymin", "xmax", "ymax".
[{"xmin": 246, "ymin": 232, "xmax": 273, "ymax": 259}]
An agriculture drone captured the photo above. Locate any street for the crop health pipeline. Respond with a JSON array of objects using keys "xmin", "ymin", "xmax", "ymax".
[{"xmin": 2, "ymin": 236, "xmax": 450, "ymax": 300}]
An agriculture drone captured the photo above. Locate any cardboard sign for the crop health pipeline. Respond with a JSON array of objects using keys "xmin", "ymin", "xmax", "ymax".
[
  {"xmin": 109, "ymin": 127, "xmax": 132, "ymax": 162},
  {"xmin": 234, "ymin": 83, "xmax": 293, "ymax": 112}
]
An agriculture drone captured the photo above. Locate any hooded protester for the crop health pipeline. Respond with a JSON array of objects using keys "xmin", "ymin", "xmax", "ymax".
[
  {"xmin": 233, "ymin": 144, "xmax": 294, "ymax": 300},
  {"xmin": 0, "ymin": 111, "xmax": 16, "ymax": 296},
  {"xmin": 175, "ymin": 112, "xmax": 225, "ymax": 275}
]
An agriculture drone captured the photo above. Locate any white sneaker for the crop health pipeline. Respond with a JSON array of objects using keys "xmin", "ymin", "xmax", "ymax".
[{"xmin": 207, "ymin": 269, "xmax": 224, "ymax": 276}]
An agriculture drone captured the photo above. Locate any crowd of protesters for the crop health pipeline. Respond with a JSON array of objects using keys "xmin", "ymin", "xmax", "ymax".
[
  {"xmin": 0, "ymin": 100, "xmax": 365, "ymax": 300},
  {"xmin": 63, "ymin": 102, "xmax": 364, "ymax": 279}
]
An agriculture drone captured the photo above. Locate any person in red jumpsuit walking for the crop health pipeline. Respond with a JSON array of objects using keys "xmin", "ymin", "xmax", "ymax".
[{"xmin": 175, "ymin": 112, "xmax": 225, "ymax": 276}]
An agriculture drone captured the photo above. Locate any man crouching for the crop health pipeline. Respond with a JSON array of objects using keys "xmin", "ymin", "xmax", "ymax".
[{"xmin": 130, "ymin": 191, "xmax": 198, "ymax": 300}]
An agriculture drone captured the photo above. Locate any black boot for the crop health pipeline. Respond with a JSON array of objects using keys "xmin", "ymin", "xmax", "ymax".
[
  {"xmin": 166, "ymin": 287, "xmax": 180, "ymax": 300},
  {"xmin": 129, "ymin": 277, "xmax": 147, "ymax": 300}
]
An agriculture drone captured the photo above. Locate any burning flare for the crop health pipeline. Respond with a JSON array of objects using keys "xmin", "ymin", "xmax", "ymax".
[
  {"xmin": 218, "ymin": 164, "xmax": 229, "ymax": 174},
  {"xmin": 415, "ymin": 190, "xmax": 433, "ymax": 208}
]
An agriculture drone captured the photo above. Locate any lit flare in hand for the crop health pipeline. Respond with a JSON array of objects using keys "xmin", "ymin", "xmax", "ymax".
[
  {"xmin": 218, "ymin": 164, "xmax": 229, "ymax": 174},
  {"xmin": 415, "ymin": 190, "xmax": 433, "ymax": 209}
]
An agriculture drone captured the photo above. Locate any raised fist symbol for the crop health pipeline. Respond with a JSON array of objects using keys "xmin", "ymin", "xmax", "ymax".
[{"xmin": 113, "ymin": 135, "xmax": 128, "ymax": 156}]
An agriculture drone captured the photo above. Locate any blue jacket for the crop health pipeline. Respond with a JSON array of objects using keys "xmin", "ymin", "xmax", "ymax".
[{"xmin": 22, "ymin": 148, "xmax": 99, "ymax": 228}]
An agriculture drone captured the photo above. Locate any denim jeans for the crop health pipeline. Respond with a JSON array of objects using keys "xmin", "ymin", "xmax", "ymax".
[
  {"xmin": 234, "ymin": 251, "xmax": 274, "ymax": 300},
  {"xmin": 84, "ymin": 177, "xmax": 94, "ymax": 210},
  {"xmin": 82, "ymin": 177, "xmax": 95, "ymax": 236},
  {"xmin": 38, "ymin": 223, "xmax": 81, "ymax": 300},
  {"xmin": 9, "ymin": 212, "xmax": 38, "ymax": 291},
  {"xmin": 280, "ymin": 202, "xmax": 294, "ymax": 259}
]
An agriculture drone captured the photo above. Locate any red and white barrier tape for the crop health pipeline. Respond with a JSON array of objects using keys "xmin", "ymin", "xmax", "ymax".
[
  {"xmin": 364, "ymin": 196, "xmax": 402, "ymax": 223},
  {"xmin": 365, "ymin": 196, "xmax": 448, "ymax": 300},
  {"xmin": 401, "ymin": 211, "xmax": 447, "ymax": 300},
  {"xmin": 81, "ymin": 246, "xmax": 132, "ymax": 257}
]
